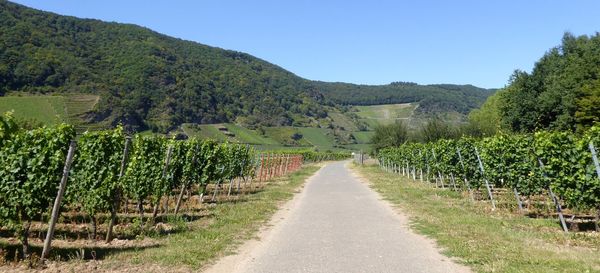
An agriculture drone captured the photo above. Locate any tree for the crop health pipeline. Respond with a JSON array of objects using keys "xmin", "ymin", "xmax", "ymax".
[
  {"xmin": 496, "ymin": 32, "xmax": 600, "ymax": 132},
  {"xmin": 371, "ymin": 122, "xmax": 408, "ymax": 151},
  {"xmin": 418, "ymin": 118, "xmax": 457, "ymax": 142},
  {"xmin": 468, "ymin": 90, "xmax": 505, "ymax": 136}
]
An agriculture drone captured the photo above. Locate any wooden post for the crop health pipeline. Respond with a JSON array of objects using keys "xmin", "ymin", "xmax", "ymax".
[
  {"xmin": 537, "ymin": 158, "xmax": 568, "ymax": 232},
  {"xmin": 475, "ymin": 147, "xmax": 496, "ymax": 210},
  {"xmin": 42, "ymin": 141, "xmax": 76, "ymax": 260},
  {"xmin": 106, "ymin": 136, "xmax": 131, "ymax": 242}
]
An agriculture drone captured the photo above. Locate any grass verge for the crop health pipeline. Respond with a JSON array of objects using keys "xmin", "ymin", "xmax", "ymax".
[
  {"xmin": 102, "ymin": 164, "xmax": 322, "ymax": 271},
  {"xmin": 352, "ymin": 164, "xmax": 600, "ymax": 273}
]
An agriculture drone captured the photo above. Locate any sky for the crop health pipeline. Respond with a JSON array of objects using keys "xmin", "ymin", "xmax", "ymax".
[{"xmin": 11, "ymin": 0, "xmax": 600, "ymax": 89}]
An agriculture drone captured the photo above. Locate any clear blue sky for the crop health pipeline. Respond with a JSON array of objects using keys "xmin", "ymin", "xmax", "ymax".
[{"xmin": 11, "ymin": 0, "xmax": 600, "ymax": 88}]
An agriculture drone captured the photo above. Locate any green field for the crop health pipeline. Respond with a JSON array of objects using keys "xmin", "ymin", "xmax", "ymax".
[
  {"xmin": 0, "ymin": 96, "xmax": 67, "ymax": 125},
  {"xmin": 263, "ymin": 127, "xmax": 311, "ymax": 146},
  {"xmin": 65, "ymin": 94, "xmax": 102, "ymax": 131},
  {"xmin": 181, "ymin": 124, "xmax": 231, "ymax": 142},
  {"xmin": 297, "ymin": 127, "xmax": 336, "ymax": 150},
  {"xmin": 223, "ymin": 124, "xmax": 279, "ymax": 145},
  {"xmin": 0, "ymin": 94, "xmax": 100, "ymax": 131},
  {"xmin": 182, "ymin": 123, "xmax": 306, "ymax": 148},
  {"xmin": 354, "ymin": 103, "xmax": 416, "ymax": 127},
  {"xmin": 352, "ymin": 131, "xmax": 375, "ymax": 144},
  {"xmin": 328, "ymin": 112, "xmax": 358, "ymax": 131}
]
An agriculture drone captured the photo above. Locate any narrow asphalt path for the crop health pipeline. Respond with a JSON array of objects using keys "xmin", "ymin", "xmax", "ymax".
[{"xmin": 208, "ymin": 161, "xmax": 471, "ymax": 273}]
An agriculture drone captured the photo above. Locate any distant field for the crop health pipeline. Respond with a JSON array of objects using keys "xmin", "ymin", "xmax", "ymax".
[
  {"xmin": 263, "ymin": 127, "xmax": 311, "ymax": 146},
  {"xmin": 182, "ymin": 124, "xmax": 231, "ymax": 142},
  {"xmin": 182, "ymin": 123, "xmax": 291, "ymax": 146},
  {"xmin": 0, "ymin": 96, "xmax": 67, "ymax": 125},
  {"xmin": 224, "ymin": 124, "xmax": 279, "ymax": 145},
  {"xmin": 297, "ymin": 127, "xmax": 335, "ymax": 150},
  {"xmin": 354, "ymin": 103, "xmax": 416, "ymax": 127},
  {"xmin": 181, "ymin": 123, "xmax": 361, "ymax": 151},
  {"xmin": 352, "ymin": 131, "xmax": 375, "ymax": 144},
  {"xmin": 342, "ymin": 143, "xmax": 372, "ymax": 153},
  {"xmin": 328, "ymin": 112, "xmax": 358, "ymax": 131},
  {"xmin": 0, "ymin": 94, "xmax": 100, "ymax": 131},
  {"xmin": 65, "ymin": 94, "xmax": 102, "ymax": 131}
]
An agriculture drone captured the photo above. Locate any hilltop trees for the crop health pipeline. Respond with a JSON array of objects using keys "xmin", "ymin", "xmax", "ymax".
[{"xmin": 498, "ymin": 32, "xmax": 600, "ymax": 133}]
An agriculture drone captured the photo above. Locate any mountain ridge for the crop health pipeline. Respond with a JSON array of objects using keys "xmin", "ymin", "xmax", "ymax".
[{"xmin": 0, "ymin": 0, "xmax": 493, "ymax": 132}]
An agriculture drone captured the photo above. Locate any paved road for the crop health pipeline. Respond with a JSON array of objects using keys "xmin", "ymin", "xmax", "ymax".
[{"xmin": 210, "ymin": 161, "xmax": 470, "ymax": 273}]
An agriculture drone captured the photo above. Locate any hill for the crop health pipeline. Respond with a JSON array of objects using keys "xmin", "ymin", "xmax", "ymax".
[
  {"xmin": 0, "ymin": 0, "xmax": 493, "ymax": 133},
  {"xmin": 316, "ymin": 82, "xmax": 494, "ymax": 115}
]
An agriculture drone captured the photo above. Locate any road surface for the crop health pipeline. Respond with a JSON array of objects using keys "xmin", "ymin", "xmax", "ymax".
[{"xmin": 206, "ymin": 161, "xmax": 471, "ymax": 273}]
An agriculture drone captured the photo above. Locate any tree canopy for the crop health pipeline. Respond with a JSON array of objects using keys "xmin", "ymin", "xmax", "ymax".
[{"xmin": 497, "ymin": 32, "xmax": 600, "ymax": 133}]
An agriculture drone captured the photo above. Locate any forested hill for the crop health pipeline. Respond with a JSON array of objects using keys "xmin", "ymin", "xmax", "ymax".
[
  {"xmin": 0, "ymin": 0, "xmax": 492, "ymax": 132},
  {"xmin": 315, "ymin": 82, "xmax": 494, "ymax": 115}
]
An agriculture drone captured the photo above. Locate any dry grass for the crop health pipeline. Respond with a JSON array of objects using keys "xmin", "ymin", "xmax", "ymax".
[{"xmin": 353, "ymin": 163, "xmax": 600, "ymax": 273}]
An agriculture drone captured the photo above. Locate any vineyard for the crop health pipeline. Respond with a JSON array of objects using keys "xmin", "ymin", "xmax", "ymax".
[
  {"xmin": 377, "ymin": 126, "xmax": 600, "ymax": 232},
  {"xmin": 0, "ymin": 113, "xmax": 349, "ymax": 262}
]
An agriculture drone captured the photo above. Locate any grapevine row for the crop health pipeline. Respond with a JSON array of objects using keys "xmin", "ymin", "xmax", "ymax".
[
  {"xmin": 0, "ymin": 123, "xmax": 310, "ymax": 259},
  {"xmin": 377, "ymin": 126, "xmax": 600, "ymax": 231}
]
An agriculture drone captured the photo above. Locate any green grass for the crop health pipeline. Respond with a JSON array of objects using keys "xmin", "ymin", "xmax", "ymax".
[
  {"xmin": 0, "ymin": 94, "xmax": 100, "ymax": 131},
  {"xmin": 263, "ymin": 127, "xmax": 311, "ymax": 146},
  {"xmin": 182, "ymin": 124, "xmax": 231, "ymax": 142},
  {"xmin": 328, "ymin": 112, "xmax": 358, "ymax": 131},
  {"xmin": 105, "ymin": 164, "xmax": 322, "ymax": 270},
  {"xmin": 297, "ymin": 127, "xmax": 335, "ymax": 150},
  {"xmin": 353, "ymin": 164, "xmax": 600, "ymax": 273},
  {"xmin": 352, "ymin": 131, "xmax": 375, "ymax": 144},
  {"xmin": 223, "ymin": 124, "xmax": 278, "ymax": 145},
  {"xmin": 0, "ymin": 96, "xmax": 67, "ymax": 125}
]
